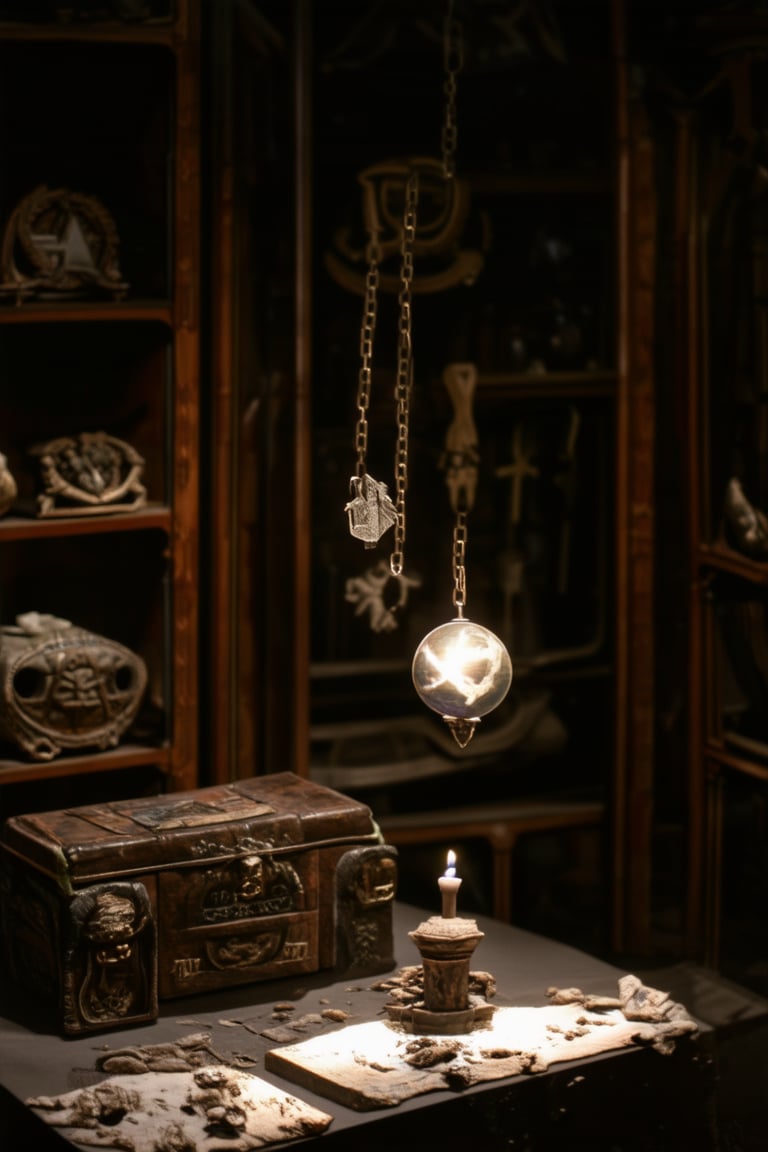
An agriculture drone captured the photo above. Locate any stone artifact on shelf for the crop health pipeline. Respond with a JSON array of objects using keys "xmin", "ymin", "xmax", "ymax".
[
  {"xmin": 0, "ymin": 184, "xmax": 129, "ymax": 302},
  {"xmin": 0, "ymin": 771, "xmax": 397, "ymax": 1034},
  {"xmin": 0, "ymin": 451, "xmax": 17, "ymax": 516},
  {"xmin": 0, "ymin": 611, "xmax": 148, "ymax": 761},
  {"xmin": 31, "ymin": 430, "xmax": 147, "ymax": 517},
  {"xmin": 723, "ymin": 475, "xmax": 768, "ymax": 559}
]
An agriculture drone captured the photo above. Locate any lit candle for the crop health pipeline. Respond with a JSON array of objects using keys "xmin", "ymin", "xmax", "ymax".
[{"xmin": 438, "ymin": 849, "xmax": 462, "ymax": 918}]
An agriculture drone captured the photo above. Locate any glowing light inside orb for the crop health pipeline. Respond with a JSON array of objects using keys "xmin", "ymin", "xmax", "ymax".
[{"xmin": 411, "ymin": 617, "xmax": 513, "ymax": 722}]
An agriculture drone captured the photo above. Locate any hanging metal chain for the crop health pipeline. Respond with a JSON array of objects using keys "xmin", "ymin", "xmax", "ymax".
[
  {"xmin": 345, "ymin": 208, "xmax": 399, "ymax": 548},
  {"xmin": 441, "ymin": 0, "xmax": 463, "ymax": 180},
  {"xmin": 452, "ymin": 508, "xmax": 468, "ymax": 615},
  {"xmin": 390, "ymin": 169, "xmax": 419, "ymax": 577},
  {"xmin": 352, "ymin": 236, "xmax": 381, "ymax": 479},
  {"xmin": 443, "ymin": 0, "xmax": 468, "ymax": 610}
]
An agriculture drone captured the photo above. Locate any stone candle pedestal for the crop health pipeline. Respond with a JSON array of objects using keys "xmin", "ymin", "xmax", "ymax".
[{"xmin": 386, "ymin": 914, "xmax": 495, "ymax": 1035}]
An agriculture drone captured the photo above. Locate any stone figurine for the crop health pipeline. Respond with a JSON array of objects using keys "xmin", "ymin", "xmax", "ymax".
[{"xmin": 0, "ymin": 452, "xmax": 16, "ymax": 516}]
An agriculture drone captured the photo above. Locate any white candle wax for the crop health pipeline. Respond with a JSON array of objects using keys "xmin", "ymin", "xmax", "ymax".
[{"xmin": 438, "ymin": 850, "xmax": 461, "ymax": 918}]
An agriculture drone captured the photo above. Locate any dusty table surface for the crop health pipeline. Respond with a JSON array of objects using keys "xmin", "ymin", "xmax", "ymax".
[{"xmin": 0, "ymin": 902, "xmax": 716, "ymax": 1151}]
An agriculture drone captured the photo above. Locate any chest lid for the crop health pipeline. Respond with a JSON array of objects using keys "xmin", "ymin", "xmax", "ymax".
[{"xmin": 0, "ymin": 772, "xmax": 379, "ymax": 891}]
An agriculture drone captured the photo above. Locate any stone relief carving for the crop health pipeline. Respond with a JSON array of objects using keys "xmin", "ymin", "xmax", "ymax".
[
  {"xmin": 0, "ymin": 611, "xmax": 148, "ymax": 760},
  {"xmin": 63, "ymin": 881, "xmax": 157, "ymax": 1034},
  {"xmin": 0, "ymin": 185, "xmax": 128, "ymax": 302},
  {"xmin": 31, "ymin": 431, "xmax": 147, "ymax": 517}
]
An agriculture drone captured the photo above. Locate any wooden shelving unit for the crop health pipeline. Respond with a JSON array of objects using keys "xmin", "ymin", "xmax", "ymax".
[
  {"xmin": 662, "ymin": 8, "xmax": 768, "ymax": 995},
  {"xmin": 0, "ymin": 1, "xmax": 200, "ymax": 814}
]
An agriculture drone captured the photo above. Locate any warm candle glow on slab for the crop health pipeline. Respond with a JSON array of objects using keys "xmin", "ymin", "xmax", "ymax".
[{"xmin": 438, "ymin": 849, "xmax": 462, "ymax": 918}]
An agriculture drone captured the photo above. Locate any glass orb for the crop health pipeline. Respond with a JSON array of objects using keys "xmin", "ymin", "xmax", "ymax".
[{"xmin": 411, "ymin": 617, "xmax": 513, "ymax": 720}]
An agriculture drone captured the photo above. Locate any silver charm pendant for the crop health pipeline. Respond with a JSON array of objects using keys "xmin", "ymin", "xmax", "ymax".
[{"xmin": 345, "ymin": 473, "xmax": 397, "ymax": 547}]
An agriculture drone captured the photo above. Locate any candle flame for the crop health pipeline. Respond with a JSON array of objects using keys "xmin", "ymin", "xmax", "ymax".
[{"xmin": 445, "ymin": 848, "xmax": 457, "ymax": 878}]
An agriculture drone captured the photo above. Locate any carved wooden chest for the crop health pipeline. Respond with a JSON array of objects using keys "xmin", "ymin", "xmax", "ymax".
[{"xmin": 0, "ymin": 772, "xmax": 397, "ymax": 1035}]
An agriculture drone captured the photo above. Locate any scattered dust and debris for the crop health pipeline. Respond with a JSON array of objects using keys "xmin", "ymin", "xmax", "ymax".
[
  {"xmin": 260, "ymin": 1009, "xmax": 349, "ymax": 1044},
  {"xmin": 321, "ymin": 1008, "xmax": 351, "ymax": 1022},
  {"xmin": 403, "ymin": 1037, "xmax": 463, "ymax": 1069},
  {"xmin": 95, "ymin": 1033, "xmax": 224, "ymax": 1076},
  {"xmin": 28, "ymin": 1066, "xmax": 333, "ymax": 1149},
  {"xmin": 371, "ymin": 965, "xmax": 496, "ymax": 1011},
  {"xmin": 546, "ymin": 976, "xmax": 698, "ymax": 1054}
]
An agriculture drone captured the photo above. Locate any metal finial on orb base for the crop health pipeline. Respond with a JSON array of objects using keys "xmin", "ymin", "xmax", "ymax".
[
  {"xmin": 443, "ymin": 715, "xmax": 478, "ymax": 749},
  {"xmin": 411, "ymin": 617, "xmax": 513, "ymax": 748}
]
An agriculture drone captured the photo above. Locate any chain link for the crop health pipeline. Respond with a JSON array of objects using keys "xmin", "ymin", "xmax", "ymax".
[
  {"xmin": 441, "ymin": 0, "xmax": 463, "ymax": 180},
  {"xmin": 390, "ymin": 169, "xmax": 419, "ymax": 576},
  {"xmin": 452, "ymin": 508, "xmax": 468, "ymax": 612}
]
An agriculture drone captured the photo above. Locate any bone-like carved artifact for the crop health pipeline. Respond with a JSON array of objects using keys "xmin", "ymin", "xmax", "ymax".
[
  {"xmin": 0, "ymin": 185, "xmax": 128, "ymax": 302},
  {"xmin": 31, "ymin": 431, "xmax": 147, "ymax": 517}
]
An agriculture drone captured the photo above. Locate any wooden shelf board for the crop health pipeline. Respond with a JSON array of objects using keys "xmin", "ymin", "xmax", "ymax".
[
  {"xmin": 0, "ymin": 743, "xmax": 170, "ymax": 785},
  {"xmin": 0, "ymin": 300, "xmax": 172, "ymax": 325},
  {"xmin": 0, "ymin": 23, "xmax": 176, "ymax": 47},
  {"xmin": 477, "ymin": 370, "xmax": 616, "ymax": 398},
  {"xmin": 0, "ymin": 503, "xmax": 171, "ymax": 540}
]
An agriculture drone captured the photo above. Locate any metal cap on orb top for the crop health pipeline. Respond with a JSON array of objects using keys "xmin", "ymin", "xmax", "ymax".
[{"xmin": 411, "ymin": 617, "xmax": 513, "ymax": 748}]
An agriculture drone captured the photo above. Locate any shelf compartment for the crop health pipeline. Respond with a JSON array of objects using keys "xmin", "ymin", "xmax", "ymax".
[
  {"xmin": 0, "ymin": 529, "xmax": 171, "ymax": 752},
  {"xmin": 0, "ymin": 320, "xmax": 173, "ymax": 506},
  {"xmin": 0, "ymin": 38, "xmax": 174, "ymax": 300}
]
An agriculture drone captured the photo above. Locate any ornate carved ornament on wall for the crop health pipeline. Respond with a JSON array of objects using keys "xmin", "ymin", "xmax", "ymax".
[
  {"xmin": 0, "ymin": 611, "xmax": 148, "ymax": 761},
  {"xmin": 0, "ymin": 185, "xmax": 129, "ymax": 303},
  {"xmin": 325, "ymin": 156, "xmax": 487, "ymax": 295},
  {"xmin": 31, "ymin": 431, "xmax": 147, "ymax": 517}
]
